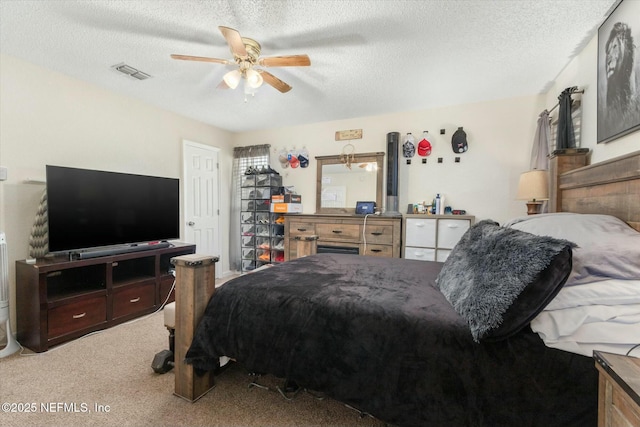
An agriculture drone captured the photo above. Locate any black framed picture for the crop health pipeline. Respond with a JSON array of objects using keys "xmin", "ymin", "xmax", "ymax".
[{"xmin": 597, "ymin": 0, "xmax": 640, "ymax": 144}]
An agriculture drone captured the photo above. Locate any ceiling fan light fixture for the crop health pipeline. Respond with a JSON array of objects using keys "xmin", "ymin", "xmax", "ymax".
[
  {"xmin": 172, "ymin": 26, "xmax": 308, "ymax": 95},
  {"xmin": 245, "ymin": 68, "xmax": 264, "ymax": 89},
  {"xmin": 223, "ymin": 69, "xmax": 241, "ymax": 89}
]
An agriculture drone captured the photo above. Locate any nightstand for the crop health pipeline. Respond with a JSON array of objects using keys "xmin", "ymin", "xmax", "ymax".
[{"xmin": 593, "ymin": 351, "xmax": 640, "ymax": 427}]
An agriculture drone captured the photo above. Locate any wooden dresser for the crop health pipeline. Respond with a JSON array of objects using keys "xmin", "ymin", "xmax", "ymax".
[
  {"xmin": 284, "ymin": 214, "xmax": 402, "ymax": 260},
  {"xmin": 15, "ymin": 243, "xmax": 195, "ymax": 352}
]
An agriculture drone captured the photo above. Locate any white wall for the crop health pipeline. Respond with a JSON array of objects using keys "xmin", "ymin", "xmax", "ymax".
[
  {"xmin": 233, "ymin": 26, "xmax": 639, "ymax": 224},
  {"xmin": 544, "ymin": 32, "xmax": 639, "ymax": 162},
  {"xmin": 0, "ymin": 54, "xmax": 234, "ymax": 328},
  {"xmin": 234, "ymin": 95, "xmax": 542, "ymax": 224}
]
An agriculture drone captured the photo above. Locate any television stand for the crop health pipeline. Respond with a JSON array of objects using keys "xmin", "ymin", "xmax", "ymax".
[
  {"xmin": 16, "ymin": 242, "xmax": 196, "ymax": 352},
  {"xmin": 70, "ymin": 241, "xmax": 172, "ymax": 260}
]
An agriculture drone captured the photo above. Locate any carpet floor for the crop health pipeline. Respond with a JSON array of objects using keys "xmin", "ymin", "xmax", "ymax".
[{"xmin": 0, "ymin": 306, "xmax": 386, "ymax": 427}]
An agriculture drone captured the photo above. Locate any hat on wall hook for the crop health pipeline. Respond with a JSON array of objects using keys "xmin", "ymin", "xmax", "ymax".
[
  {"xmin": 288, "ymin": 147, "xmax": 300, "ymax": 168},
  {"xmin": 298, "ymin": 146, "xmax": 310, "ymax": 168},
  {"xmin": 452, "ymin": 127, "xmax": 468, "ymax": 153},
  {"xmin": 278, "ymin": 148, "xmax": 289, "ymax": 168}
]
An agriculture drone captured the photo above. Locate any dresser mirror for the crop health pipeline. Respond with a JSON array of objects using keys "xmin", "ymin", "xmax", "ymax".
[{"xmin": 315, "ymin": 152, "xmax": 384, "ymax": 214}]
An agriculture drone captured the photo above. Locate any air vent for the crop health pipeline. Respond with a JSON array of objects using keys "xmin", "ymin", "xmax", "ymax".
[{"xmin": 111, "ymin": 63, "xmax": 151, "ymax": 81}]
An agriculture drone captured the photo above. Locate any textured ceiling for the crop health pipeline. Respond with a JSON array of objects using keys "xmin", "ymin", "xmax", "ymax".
[{"xmin": 0, "ymin": 0, "xmax": 618, "ymax": 133}]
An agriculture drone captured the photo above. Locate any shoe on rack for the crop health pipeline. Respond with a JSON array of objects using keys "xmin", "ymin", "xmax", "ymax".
[
  {"xmin": 258, "ymin": 252, "xmax": 270, "ymax": 261},
  {"xmin": 275, "ymin": 216, "xmax": 285, "ymax": 224}
]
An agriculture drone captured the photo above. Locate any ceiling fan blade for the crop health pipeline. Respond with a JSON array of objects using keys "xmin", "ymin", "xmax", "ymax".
[
  {"xmin": 258, "ymin": 54, "xmax": 311, "ymax": 67},
  {"xmin": 259, "ymin": 70, "xmax": 292, "ymax": 93},
  {"xmin": 170, "ymin": 54, "xmax": 229, "ymax": 65},
  {"xmin": 219, "ymin": 26, "xmax": 248, "ymax": 57}
]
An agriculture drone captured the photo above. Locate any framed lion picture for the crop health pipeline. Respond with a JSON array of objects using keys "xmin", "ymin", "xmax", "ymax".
[{"xmin": 597, "ymin": 0, "xmax": 640, "ymax": 144}]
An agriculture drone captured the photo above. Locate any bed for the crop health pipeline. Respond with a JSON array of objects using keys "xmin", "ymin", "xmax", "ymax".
[{"xmin": 181, "ymin": 150, "xmax": 640, "ymax": 427}]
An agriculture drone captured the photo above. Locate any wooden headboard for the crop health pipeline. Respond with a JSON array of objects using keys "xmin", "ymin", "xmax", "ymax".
[{"xmin": 553, "ymin": 150, "xmax": 640, "ymax": 231}]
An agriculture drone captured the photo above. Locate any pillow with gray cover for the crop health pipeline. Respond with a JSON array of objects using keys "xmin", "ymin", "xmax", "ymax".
[
  {"xmin": 504, "ymin": 213, "xmax": 640, "ymax": 286},
  {"xmin": 436, "ymin": 220, "xmax": 574, "ymax": 342}
]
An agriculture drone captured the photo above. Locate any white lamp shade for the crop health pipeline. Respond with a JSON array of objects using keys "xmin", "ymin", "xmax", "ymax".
[
  {"xmin": 223, "ymin": 69, "xmax": 241, "ymax": 89},
  {"xmin": 517, "ymin": 170, "xmax": 549, "ymax": 201},
  {"xmin": 245, "ymin": 68, "xmax": 264, "ymax": 89}
]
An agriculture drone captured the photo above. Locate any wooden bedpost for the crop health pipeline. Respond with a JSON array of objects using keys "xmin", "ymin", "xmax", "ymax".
[
  {"xmin": 548, "ymin": 150, "xmax": 589, "ymax": 212},
  {"xmin": 171, "ymin": 254, "xmax": 219, "ymax": 402}
]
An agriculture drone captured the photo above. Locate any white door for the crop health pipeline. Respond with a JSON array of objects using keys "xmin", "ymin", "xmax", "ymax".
[{"xmin": 183, "ymin": 141, "xmax": 220, "ymax": 277}]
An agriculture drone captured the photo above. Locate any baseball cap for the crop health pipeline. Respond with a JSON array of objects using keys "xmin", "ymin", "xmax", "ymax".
[
  {"xmin": 417, "ymin": 132, "xmax": 432, "ymax": 156},
  {"xmin": 279, "ymin": 149, "xmax": 289, "ymax": 168},
  {"xmin": 288, "ymin": 151, "xmax": 300, "ymax": 168},
  {"xmin": 452, "ymin": 127, "xmax": 468, "ymax": 153},
  {"xmin": 298, "ymin": 148, "xmax": 310, "ymax": 168},
  {"xmin": 402, "ymin": 133, "xmax": 415, "ymax": 158}
]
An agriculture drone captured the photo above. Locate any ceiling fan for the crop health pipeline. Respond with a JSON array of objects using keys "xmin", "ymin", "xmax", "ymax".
[{"xmin": 171, "ymin": 26, "xmax": 310, "ymax": 95}]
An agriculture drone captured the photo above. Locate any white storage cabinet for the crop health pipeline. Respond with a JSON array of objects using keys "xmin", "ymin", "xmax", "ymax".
[{"xmin": 402, "ymin": 215, "xmax": 474, "ymax": 262}]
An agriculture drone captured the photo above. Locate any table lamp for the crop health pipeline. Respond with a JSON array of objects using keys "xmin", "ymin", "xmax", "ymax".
[{"xmin": 517, "ymin": 170, "xmax": 549, "ymax": 215}]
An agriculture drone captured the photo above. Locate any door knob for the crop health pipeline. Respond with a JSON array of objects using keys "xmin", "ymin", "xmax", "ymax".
[{"xmin": 187, "ymin": 221, "xmax": 195, "ymax": 226}]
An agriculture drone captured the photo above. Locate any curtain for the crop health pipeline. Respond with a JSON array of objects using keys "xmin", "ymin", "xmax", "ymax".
[
  {"xmin": 530, "ymin": 110, "xmax": 552, "ymax": 213},
  {"xmin": 229, "ymin": 144, "xmax": 270, "ymax": 272},
  {"xmin": 556, "ymin": 87, "xmax": 577, "ymax": 150},
  {"xmin": 531, "ymin": 110, "xmax": 551, "ymax": 170}
]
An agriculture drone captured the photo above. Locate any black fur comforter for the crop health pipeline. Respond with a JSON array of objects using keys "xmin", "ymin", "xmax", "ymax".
[{"xmin": 185, "ymin": 253, "xmax": 596, "ymax": 427}]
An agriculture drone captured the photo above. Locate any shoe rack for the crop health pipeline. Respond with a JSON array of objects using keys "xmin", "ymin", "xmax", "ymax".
[{"xmin": 240, "ymin": 166, "xmax": 285, "ymax": 272}]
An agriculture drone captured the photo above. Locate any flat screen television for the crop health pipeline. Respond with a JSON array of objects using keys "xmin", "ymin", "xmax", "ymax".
[{"xmin": 46, "ymin": 165, "xmax": 180, "ymax": 254}]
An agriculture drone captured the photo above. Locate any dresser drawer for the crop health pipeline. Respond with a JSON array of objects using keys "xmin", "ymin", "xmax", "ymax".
[
  {"xmin": 48, "ymin": 296, "xmax": 107, "ymax": 338},
  {"xmin": 364, "ymin": 225, "xmax": 394, "ymax": 245},
  {"xmin": 362, "ymin": 244, "xmax": 394, "ymax": 257},
  {"xmin": 316, "ymin": 223, "xmax": 361, "ymax": 241},
  {"xmin": 404, "ymin": 246, "xmax": 436, "ymax": 261},
  {"xmin": 284, "ymin": 215, "xmax": 401, "ymax": 259},
  {"xmin": 437, "ymin": 219, "xmax": 470, "ymax": 249},
  {"xmin": 405, "ymin": 218, "xmax": 436, "ymax": 247},
  {"xmin": 288, "ymin": 221, "xmax": 316, "ymax": 236},
  {"xmin": 113, "ymin": 281, "xmax": 155, "ymax": 319}
]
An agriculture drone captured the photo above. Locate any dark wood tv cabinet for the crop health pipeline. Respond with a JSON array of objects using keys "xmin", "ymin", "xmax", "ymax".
[{"xmin": 15, "ymin": 242, "xmax": 195, "ymax": 352}]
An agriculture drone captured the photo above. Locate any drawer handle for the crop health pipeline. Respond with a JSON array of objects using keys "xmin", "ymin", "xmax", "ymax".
[
  {"xmin": 447, "ymin": 224, "xmax": 459, "ymax": 228},
  {"xmin": 72, "ymin": 312, "xmax": 86, "ymax": 319},
  {"xmin": 130, "ymin": 297, "xmax": 141, "ymax": 303},
  {"xmin": 415, "ymin": 223, "xmax": 425, "ymax": 227},
  {"xmin": 414, "ymin": 252, "xmax": 424, "ymax": 257},
  {"xmin": 371, "ymin": 232, "xmax": 383, "ymax": 236},
  {"xmin": 297, "ymin": 228, "xmax": 307, "ymax": 232},
  {"xmin": 332, "ymin": 230, "xmax": 342, "ymax": 234},
  {"xmin": 370, "ymin": 249, "xmax": 382, "ymax": 253}
]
